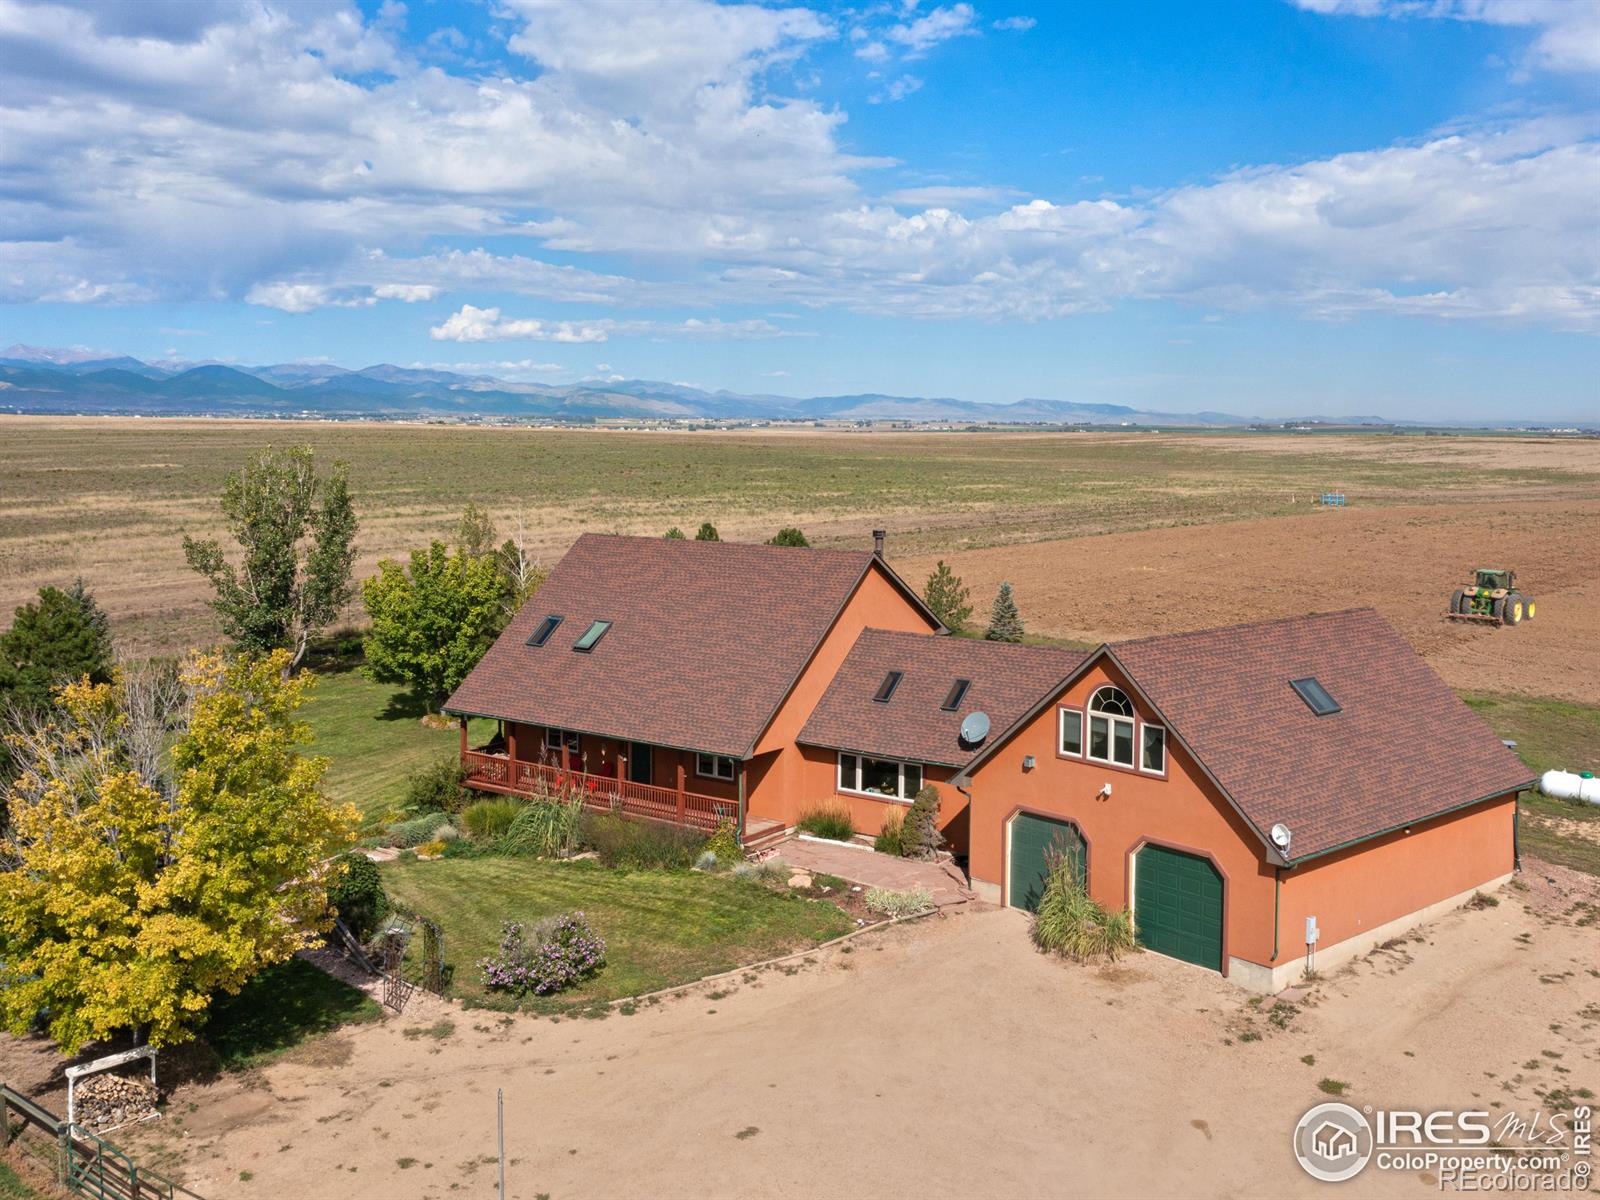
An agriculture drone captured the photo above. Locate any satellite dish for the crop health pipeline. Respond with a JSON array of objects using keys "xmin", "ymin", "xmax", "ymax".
[
  {"xmin": 959, "ymin": 711, "xmax": 991, "ymax": 746},
  {"xmin": 1270, "ymin": 823, "xmax": 1293, "ymax": 851}
]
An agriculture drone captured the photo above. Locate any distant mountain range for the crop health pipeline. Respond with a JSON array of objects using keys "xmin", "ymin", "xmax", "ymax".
[{"xmin": 0, "ymin": 346, "xmax": 1573, "ymax": 428}]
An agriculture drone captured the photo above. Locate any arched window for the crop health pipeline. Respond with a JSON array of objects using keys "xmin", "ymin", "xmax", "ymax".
[{"xmin": 1087, "ymin": 686, "xmax": 1136, "ymax": 767}]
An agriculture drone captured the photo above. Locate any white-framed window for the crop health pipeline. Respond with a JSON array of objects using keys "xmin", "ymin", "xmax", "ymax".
[
  {"xmin": 1141, "ymin": 724, "xmax": 1167, "ymax": 775},
  {"xmin": 837, "ymin": 752, "xmax": 924, "ymax": 802},
  {"xmin": 696, "ymin": 753, "xmax": 736, "ymax": 782},
  {"xmin": 544, "ymin": 727, "xmax": 580, "ymax": 754},
  {"xmin": 1059, "ymin": 707, "xmax": 1084, "ymax": 757},
  {"xmin": 1087, "ymin": 686, "xmax": 1136, "ymax": 768}
]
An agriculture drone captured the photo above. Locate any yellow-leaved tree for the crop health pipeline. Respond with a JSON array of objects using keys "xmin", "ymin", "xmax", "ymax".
[{"xmin": 0, "ymin": 651, "xmax": 357, "ymax": 1054}]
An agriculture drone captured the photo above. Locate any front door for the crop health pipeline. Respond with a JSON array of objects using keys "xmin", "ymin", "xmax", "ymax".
[{"xmin": 628, "ymin": 742, "xmax": 653, "ymax": 785}]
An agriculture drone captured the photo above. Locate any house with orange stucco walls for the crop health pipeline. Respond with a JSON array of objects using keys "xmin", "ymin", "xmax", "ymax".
[{"xmin": 445, "ymin": 531, "xmax": 1533, "ymax": 992}]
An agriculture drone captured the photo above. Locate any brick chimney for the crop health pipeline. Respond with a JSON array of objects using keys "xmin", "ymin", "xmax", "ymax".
[{"xmin": 872, "ymin": 529, "xmax": 886, "ymax": 557}]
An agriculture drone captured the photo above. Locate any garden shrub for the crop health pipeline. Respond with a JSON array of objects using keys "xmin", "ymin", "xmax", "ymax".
[
  {"xmin": 702, "ymin": 817, "xmax": 743, "ymax": 867},
  {"xmin": 731, "ymin": 860, "xmax": 784, "ymax": 884},
  {"xmin": 461, "ymin": 797, "xmax": 522, "ymax": 841},
  {"xmin": 580, "ymin": 812, "xmax": 706, "ymax": 870},
  {"xmin": 796, "ymin": 799, "xmax": 854, "ymax": 842},
  {"xmin": 874, "ymin": 809, "xmax": 905, "ymax": 856},
  {"xmin": 864, "ymin": 886, "xmax": 934, "ymax": 918},
  {"xmin": 1030, "ymin": 851, "xmax": 1136, "ymax": 962},
  {"xmin": 417, "ymin": 839, "xmax": 448, "ymax": 858},
  {"xmin": 503, "ymin": 796, "xmax": 584, "ymax": 858},
  {"xmin": 477, "ymin": 914, "xmax": 606, "ymax": 996},
  {"xmin": 695, "ymin": 849, "xmax": 719, "ymax": 871},
  {"xmin": 387, "ymin": 813, "xmax": 457, "ymax": 848},
  {"xmin": 406, "ymin": 756, "xmax": 469, "ymax": 813},
  {"xmin": 899, "ymin": 785, "xmax": 943, "ymax": 859},
  {"xmin": 328, "ymin": 852, "xmax": 387, "ymax": 940}
]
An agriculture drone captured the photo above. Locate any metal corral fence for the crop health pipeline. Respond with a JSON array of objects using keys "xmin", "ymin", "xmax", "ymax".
[{"xmin": 1, "ymin": 1084, "xmax": 205, "ymax": 1200}]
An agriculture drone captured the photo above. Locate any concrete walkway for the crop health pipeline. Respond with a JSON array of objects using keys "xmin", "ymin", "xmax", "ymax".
[{"xmin": 766, "ymin": 836, "xmax": 974, "ymax": 907}]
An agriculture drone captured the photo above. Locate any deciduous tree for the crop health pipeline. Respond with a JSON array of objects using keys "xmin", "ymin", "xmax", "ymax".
[
  {"xmin": 182, "ymin": 446, "xmax": 357, "ymax": 671},
  {"xmin": 361, "ymin": 541, "xmax": 507, "ymax": 712},
  {"xmin": 0, "ymin": 653, "xmax": 356, "ymax": 1054}
]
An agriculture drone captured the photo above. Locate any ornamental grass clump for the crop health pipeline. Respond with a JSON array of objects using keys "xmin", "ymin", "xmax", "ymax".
[
  {"xmin": 1029, "ymin": 852, "xmax": 1137, "ymax": 963},
  {"xmin": 873, "ymin": 809, "xmax": 905, "ymax": 856},
  {"xmin": 387, "ymin": 813, "xmax": 457, "ymax": 848},
  {"xmin": 796, "ymin": 799, "xmax": 854, "ymax": 842},
  {"xmin": 461, "ymin": 797, "xmax": 521, "ymax": 841},
  {"xmin": 503, "ymin": 796, "xmax": 583, "ymax": 858},
  {"xmin": 477, "ymin": 914, "xmax": 606, "ymax": 997}
]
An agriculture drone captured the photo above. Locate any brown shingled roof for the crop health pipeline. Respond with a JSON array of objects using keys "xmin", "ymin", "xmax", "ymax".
[
  {"xmin": 955, "ymin": 609, "xmax": 1532, "ymax": 861},
  {"xmin": 444, "ymin": 533, "xmax": 936, "ymax": 758},
  {"xmin": 799, "ymin": 629, "xmax": 1087, "ymax": 768},
  {"xmin": 1106, "ymin": 609, "xmax": 1532, "ymax": 860}
]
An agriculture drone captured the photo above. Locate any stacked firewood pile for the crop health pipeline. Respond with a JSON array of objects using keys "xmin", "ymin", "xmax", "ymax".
[{"xmin": 75, "ymin": 1073, "xmax": 159, "ymax": 1130}]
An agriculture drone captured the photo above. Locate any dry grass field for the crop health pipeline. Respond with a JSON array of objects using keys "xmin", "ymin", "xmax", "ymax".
[{"xmin": 4, "ymin": 416, "xmax": 1597, "ymax": 668}]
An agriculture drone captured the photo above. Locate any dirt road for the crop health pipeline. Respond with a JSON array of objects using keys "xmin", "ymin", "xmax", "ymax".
[
  {"xmin": 902, "ymin": 501, "xmax": 1600, "ymax": 703},
  {"xmin": 2, "ymin": 862, "xmax": 1586, "ymax": 1199}
]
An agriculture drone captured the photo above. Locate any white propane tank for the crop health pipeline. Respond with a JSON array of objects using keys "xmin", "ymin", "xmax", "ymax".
[{"xmin": 1540, "ymin": 769, "xmax": 1600, "ymax": 806}]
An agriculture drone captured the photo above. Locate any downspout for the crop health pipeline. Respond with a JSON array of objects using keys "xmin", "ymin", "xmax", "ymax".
[
  {"xmin": 1513, "ymin": 795, "xmax": 1521, "ymax": 873},
  {"xmin": 1270, "ymin": 866, "xmax": 1282, "ymax": 962}
]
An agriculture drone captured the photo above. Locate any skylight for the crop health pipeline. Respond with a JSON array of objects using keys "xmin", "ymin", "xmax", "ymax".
[
  {"xmin": 573, "ymin": 619, "xmax": 612, "ymax": 653},
  {"xmin": 526, "ymin": 615, "xmax": 563, "ymax": 647},
  {"xmin": 1290, "ymin": 676, "xmax": 1340, "ymax": 716},
  {"xmin": 873, "ymin": 670, "xmax": 903, "ymax": 703},
  {"xmin": 941, "ymin": 679, "xmax": 971, "ymax": 712}
]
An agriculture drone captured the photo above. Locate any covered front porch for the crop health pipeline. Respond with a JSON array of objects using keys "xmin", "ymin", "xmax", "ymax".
[{"xmin": 456, "ymin": 718, "xmax": 782, "ymax": 845}]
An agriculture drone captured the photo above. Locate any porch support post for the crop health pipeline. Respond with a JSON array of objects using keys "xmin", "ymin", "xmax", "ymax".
[
  {"xmin": 676, "ymin": 760, "xmax": 687, "ymax": 820},
  {"xmin": 561, "ymin": 742, "xmax": 570, "ymax": 774},
  {"xmin": 458, "ymin": 716, "xmax": 467, "ymax": 756},
  {"xmin": 737, "ymin": 763, "xmax": 747, "ymax": 841}
]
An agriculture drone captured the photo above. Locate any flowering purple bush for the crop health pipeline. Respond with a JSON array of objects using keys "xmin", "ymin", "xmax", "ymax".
[{"xmin": 477, "ymin": 913, "xmax": 606, "ymax": 996}]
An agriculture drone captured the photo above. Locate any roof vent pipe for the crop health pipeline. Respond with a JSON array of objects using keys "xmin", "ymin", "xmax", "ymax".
[{"xmin": 872, "ymin": 529, "xmax": 886, "ymax": 557}]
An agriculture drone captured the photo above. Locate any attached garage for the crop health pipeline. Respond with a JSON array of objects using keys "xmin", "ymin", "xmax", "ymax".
[
  {"xmin": 1132, "ymin": 843, "xmax": 1224, "ymax": 972},
  {"xmin": 1007, "ymin": 812, "xmax": 1085, "ymax": 912}
]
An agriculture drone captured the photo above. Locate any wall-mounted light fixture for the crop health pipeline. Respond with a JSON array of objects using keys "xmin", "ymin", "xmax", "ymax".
[{"xmin": 1022, "ymin": 755, "xmax": 1036, "ymax": 770}]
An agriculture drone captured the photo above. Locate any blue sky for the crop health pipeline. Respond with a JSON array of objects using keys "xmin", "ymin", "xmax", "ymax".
[{"xmin": 1, "ymin": 0, "xmax": 1597, "ymax": 419}]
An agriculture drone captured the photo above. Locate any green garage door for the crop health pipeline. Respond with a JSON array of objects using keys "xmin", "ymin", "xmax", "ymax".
[
  {"xmin": 1008, "ymin": 813, "xmax": 1086, "ymax": 912},
  {"xmin": 1134, "ymin": 844, "xmax": 1223, "ymax": 971}
]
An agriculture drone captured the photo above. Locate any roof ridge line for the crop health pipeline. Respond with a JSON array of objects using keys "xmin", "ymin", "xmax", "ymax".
[{"xmin": 1111, "ymin": 606, "xmax": 1382, "ymax": 649}]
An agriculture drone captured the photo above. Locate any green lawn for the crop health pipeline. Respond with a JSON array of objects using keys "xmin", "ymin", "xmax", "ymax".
[
  {"xmin": 301, "ymin": 658, "xmax": 492, "ymax": 831},
  {"xmin": 1463, "ymin": 691, "xmax": 1600, "ymax": 876},
  {"xmin": 380, "ymin": 856, "xmax": 854, "ymax": 1011},
  {"xmin": 201, "ymin": 957, "xmax": 382, "ymax": 1071},
  {"xmin": 0, "ymin": 1161, "xmax": 39, "ymax": 1200}
]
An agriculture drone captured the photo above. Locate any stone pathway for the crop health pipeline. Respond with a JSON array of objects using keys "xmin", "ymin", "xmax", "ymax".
[{"xmin": 766, "ymin": 836, "xmax": 974, "ymax": 907}]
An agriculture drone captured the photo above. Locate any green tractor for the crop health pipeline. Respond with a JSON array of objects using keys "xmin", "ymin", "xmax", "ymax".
[{"xmin": 1447, "ymin": 569, "xmax": 1536, "ymax": 627}]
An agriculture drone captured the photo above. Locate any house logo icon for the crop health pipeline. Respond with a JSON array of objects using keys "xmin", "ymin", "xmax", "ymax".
[{"xmin": 1293, "ymin": 1102, "xmax": 1374, "ymax": 1182}]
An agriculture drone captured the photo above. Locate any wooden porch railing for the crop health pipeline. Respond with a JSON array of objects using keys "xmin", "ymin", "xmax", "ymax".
[{"xmin": 461, "ymin": 750, "xmax": 734, "ymax": 833}]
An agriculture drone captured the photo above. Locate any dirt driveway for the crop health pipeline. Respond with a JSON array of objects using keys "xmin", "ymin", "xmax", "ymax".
[{"xmin": 2, "ymin": 862, "xmax": 1583, "ymax": 1199}]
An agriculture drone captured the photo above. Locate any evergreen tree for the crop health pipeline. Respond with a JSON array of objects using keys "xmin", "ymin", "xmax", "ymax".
[
  {"xmin": 663, "ymin": 527, "xmax": 686, "ymax": 539},
  {"xmin": 694, "ymin": 522, "xmax": 721, "ymax": 542},
  {"xmin": 766, "ymin": 527, "xmax": 809, "ymax": 547},
  {"xmin": 984, "ymin": 581, "xmax": 1025, "ymax": 643},
  {"xmin": 0, "ymin": 580, "xmax": 115, "ymax": 712},
  {"xmin": 922, "ymin": 561, "xmax": 973, "ymax": 634}
]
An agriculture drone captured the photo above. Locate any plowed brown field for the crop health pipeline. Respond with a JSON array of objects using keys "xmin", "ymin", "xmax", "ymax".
[{"xmin": 902, "ymin": 501, "xmax": 1600, "ymax": 703}]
